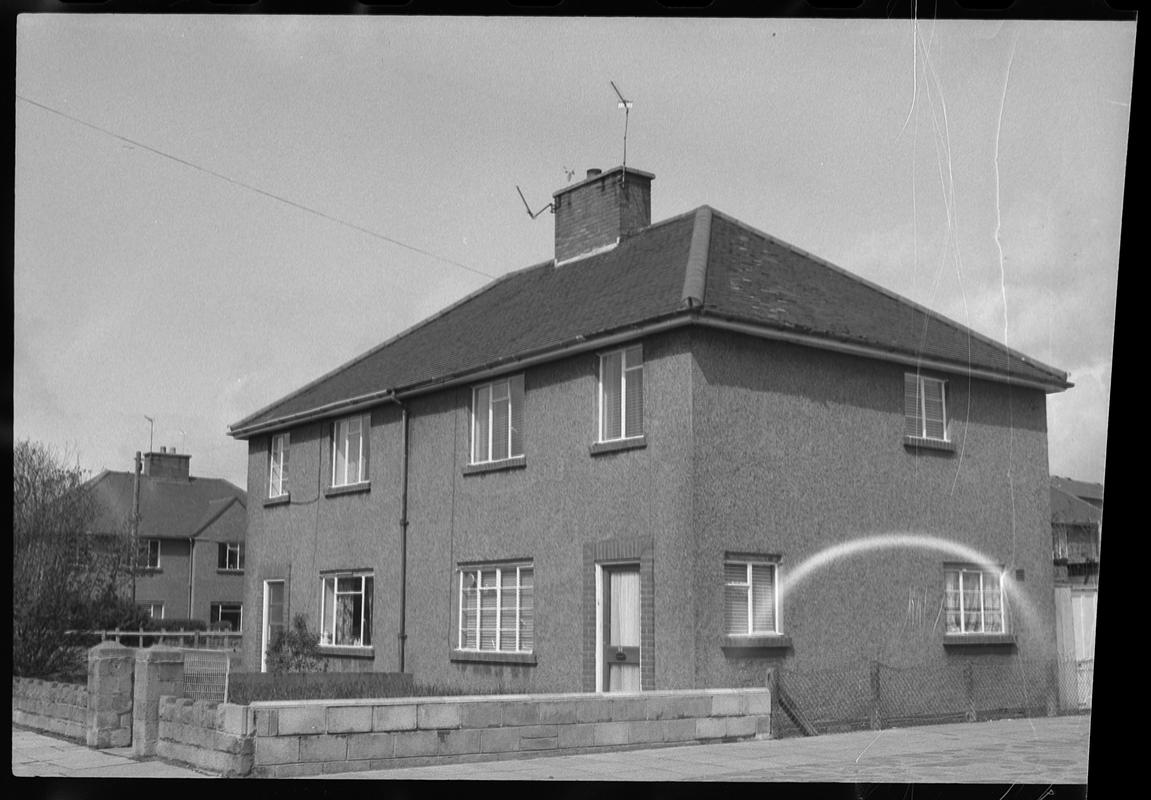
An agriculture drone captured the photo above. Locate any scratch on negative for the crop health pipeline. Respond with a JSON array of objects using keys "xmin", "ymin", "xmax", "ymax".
[{"xmin": 855, "ymin": 729, "xmax": 886, "ymax": 763}]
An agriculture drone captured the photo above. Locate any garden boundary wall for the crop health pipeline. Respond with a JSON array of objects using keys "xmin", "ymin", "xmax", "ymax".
[{"xmin": 244, "ymin": 688, "xmax": 773, "ymax": 777}]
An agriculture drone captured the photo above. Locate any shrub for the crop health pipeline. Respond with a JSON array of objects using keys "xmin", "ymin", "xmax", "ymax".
[{"xmin": 264, "ymin": 614, "xmax": 327, "ymax": 674}]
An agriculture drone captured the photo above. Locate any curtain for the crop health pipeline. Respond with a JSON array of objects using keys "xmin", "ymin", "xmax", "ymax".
[{"xmin": 609, "ymin": 570, "xmax": 641, "ymax": 692}]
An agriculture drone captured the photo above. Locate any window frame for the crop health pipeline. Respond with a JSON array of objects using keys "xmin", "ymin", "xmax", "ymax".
[
  {"xmin": 470, "ymin": 375, "xmax": 524, "ymax": 465},
  {"xmin": 209, "ymin": 601, "xmax": 243, "ymax": 632},
  {"xmin": 141, "ymin": 602, "xmax": 164, "ymax": 620},
  {"xmin": 331, "ymin": 415, "xmax": 369, "ymax": 488},
  {"xmin": 906, "ymin": 373, "xmax": 949, "ymax": 442},
  {"xmin": 268, "ymin": 432, "xmax": 290, "ymax": 498},
  {"xmin": 724, "ymin": 558, "xmax": 780, "ymax": 636},
  {"xmin": 319, "ymin": 571, "xmax": 374, "ymax": 648},
  {"xmin": 218, "ymin": 542, "xmax": 245, "ymax": 572},
  {"xmin": 944, "ymin": 566, "xmax": 1006, "ymax": 635},
  {"xmin": 136, "ymin": 538, "xmax": 160, "ymax": 570},
  {"xmin": 598, "ymin": 344, "xmax": 644, "ymax": 443},
  {"xmin": 456, "ymin": 562, "xmax": 534, "ymax": 654}
]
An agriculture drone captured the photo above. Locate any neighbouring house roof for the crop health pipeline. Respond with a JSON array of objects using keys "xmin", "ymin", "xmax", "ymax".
[
  {"xmin": 229, "ymin": 205, "xmax": 1072, "ymax": 439},
  {"xmin": 1051, "ymin": 476, "xmax": 1104, "ymax": 508},
  {"xmin": 1050, "ymin": 485, "xmax": 1103, "ymax": 527},
  {"xmin": 85, "ymin": 470, "xmax": 247, "ymax": 541}
]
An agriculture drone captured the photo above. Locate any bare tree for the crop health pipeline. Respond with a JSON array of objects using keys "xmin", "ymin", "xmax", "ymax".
[{"xmin": 12, "ymin": 440, "xmax": 137, "ymax": 677}]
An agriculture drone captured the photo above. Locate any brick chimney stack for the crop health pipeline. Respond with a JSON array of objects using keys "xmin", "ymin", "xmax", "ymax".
[
  {"xmin": 142, "ymin": 448, "xmax": 191, "ymax": 481},
  {"xmin": 552, "ymin": 166, "xmax": 654, "ymax": 264}
]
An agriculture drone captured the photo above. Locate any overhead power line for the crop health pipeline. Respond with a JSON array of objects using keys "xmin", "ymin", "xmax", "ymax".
[{"xmin": 16, "ymin": 94, "xmax": 495, "ymax": 280}]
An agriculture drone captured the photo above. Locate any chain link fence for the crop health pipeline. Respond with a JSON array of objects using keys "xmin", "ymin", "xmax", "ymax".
[
  {"xmin": 772, "ymin": 656, "xmax": 1092, "ymax": 738},
  {"xmin": 181, "ymin": 649, "xmax": 232, "ymax": 704}
]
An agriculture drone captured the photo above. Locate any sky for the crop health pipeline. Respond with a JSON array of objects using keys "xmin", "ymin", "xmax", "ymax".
[{"xmin": 14, "ymin": 15, "xmax": 1133, "ymax": 492}]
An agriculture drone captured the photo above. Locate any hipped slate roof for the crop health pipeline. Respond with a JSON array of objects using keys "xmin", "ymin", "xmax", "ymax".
[
  {"xmin": 230, "ymin": 206, "xmax": 1071, "ymax": 438},
  {"xmin": 1050, "ymin": 485, "xmax": 1103, "ymax": 527},
  {"xmin": 85, "ymin": 470, "xmax": 247, "ymax": 541}
]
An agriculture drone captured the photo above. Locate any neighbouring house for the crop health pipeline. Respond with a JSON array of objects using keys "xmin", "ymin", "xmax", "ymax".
[
  {"xmin": 229, "ymin": 166, "xmax": 1070, "ymax": 693},
  {"xmin": 85, "ymin": 448, "xmax": 248, "ymax": 630},
  {"xmin": 1050, "ymin": 476, "xmax": 1101, "ymax": 710}
]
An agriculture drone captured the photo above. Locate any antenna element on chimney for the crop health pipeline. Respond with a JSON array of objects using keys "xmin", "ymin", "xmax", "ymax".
[
  {"xmin": 610, "ymin": 81, "xmax": 634, "ymax": 186},
  {"xmin": 516, "ymin": 185, "xmax": 554, "ymax": 220}
]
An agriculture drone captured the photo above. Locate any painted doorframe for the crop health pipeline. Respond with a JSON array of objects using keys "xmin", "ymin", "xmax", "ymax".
[
  {"xmin": 261, "ymin": 579, "xmax": 285, "ymax": 673},
  {"xmin": 595, "ymin": 560, "xmax": 641, "ymax": 693}
]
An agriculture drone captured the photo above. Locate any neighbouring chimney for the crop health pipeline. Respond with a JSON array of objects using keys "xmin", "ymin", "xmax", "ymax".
[
  {"xmin": 143, "ymin": 449, "xmax": 191, "ymax": 481},
  {"xmin": 552, "ymin": 165, "xmax": 654, "ymax": 264}
]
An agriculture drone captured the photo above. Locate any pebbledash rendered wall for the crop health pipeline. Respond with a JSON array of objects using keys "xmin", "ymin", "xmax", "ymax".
[
  {"xmin": 242, "ymin": 325, "xmax": 1058, "ymax": 697},
  {"xmin": 689, "ymin": 329, "xmax": 1058, "ymax": 686}
]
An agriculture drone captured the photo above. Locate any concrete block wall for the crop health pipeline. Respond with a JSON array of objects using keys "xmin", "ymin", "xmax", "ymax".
[
  {"xmin": 156, "ymin": 696, "xmax": 255, "ymax": 777},
  {"xmin": 12, "ymin": 677, "xmax": 89, "ymax": 741},
  {"xmin": 248, "ymin": 687, "xmax": 772, "ymax": 777}
]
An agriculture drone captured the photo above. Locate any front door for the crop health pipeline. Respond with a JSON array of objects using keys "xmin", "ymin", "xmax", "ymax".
[
  {"xmin": 261, "ymin": 580, "xmax": 285, "ymax": 673},
  {"xmin": 602, "ymin": 565, "xmax": 641, "ymax": 692}
]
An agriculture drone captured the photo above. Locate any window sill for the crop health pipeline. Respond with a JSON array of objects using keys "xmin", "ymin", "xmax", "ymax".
[
  {"xmin": 903, "ymin": 435, "xmax": 955, "ymax": 453},
  {"xmin": 318, "ymin": 645, "xmax": 375, "ymax": 659},
  {"xmin": 216, "ymin": 569, "xmax": 244, "ymax": 576},
  {"xmin": 450, "ymin": 649, "xmax": 537, "ymax": 665},
  {"xmin": 942, "ymin": 633, "xmax": 1016, "ymax": 648},
  {"xmin": 263, "ymin": 493, "xmax": 291, "ymax": 507},
  {"xmin": 722, "ymin": 634, "xmax": 793, "ymax": 651},
  {"xmin": 590, "ymin": 435, "xmax": 647, "ymax": 456},
  {"xmin": 324, "ymin": 482, "xmax": 371, "ymax": 498},
  {"xmin": 462, "ymin": 456, "xmax": 527, "ymax": 476}
]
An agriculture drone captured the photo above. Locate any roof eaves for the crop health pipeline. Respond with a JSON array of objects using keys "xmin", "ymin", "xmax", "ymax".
[
  {"xmin": 708, "ymin": 208, "xmax": 1072, "ymax": 388},
  {"xmin": 228, "ymin": 258, "xmax": 555, "ymax": 435}
]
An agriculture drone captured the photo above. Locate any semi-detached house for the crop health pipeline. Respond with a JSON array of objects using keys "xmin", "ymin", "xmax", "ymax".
[{"xmin": 229, "ymin": 166, "xmax": 1071, "ymax": 692}]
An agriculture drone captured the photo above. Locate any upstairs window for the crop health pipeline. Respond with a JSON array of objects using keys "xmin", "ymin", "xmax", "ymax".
[
  {"xmin": 218, "ymin": 542, "xmax": 244, "ymax": 571},
  {"xmin": 458, "ymin": 563, "xmax": 534, "ymax": 653},
  {"xmin": 904, "ymin": 373, "xmax": 948, "ymax": 442},
  {"xmin": 269, "ymin": 433, "xmax": 290, "ymax": 497},
  {"xmin": 599, "ymin": 345, "xmax": 643, "ymax": 442},
  {"xmin": 321, "ymin": 572, "xmax": 373, "ymax": 647},
  {"xmin": 944, "ymin": 567, "xmax": 1004, "ymax": 634},
  {"xmin": 724, "ymin": 559, "xmax": 779, "ymax": 635},
  {"xmin": 471, "ymin": 375, "xmax": 525, "ymax": 464},
  {"xmin": 136, "ymin": 538, "xmax": 160, "ymax": 570},
  {"xmin": 332, "ymin": 415, "xmax": 369, "ymax": 487}
]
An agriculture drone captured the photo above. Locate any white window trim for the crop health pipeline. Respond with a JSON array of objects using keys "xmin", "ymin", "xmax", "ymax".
[
  {"xmin": 331, "ymin": 415, "xmax": 368, "ymax": 488},
  {"xmin": 457, "ymin": 563, "xmax": 534, "ymax": 654},
  {"xmin": 261, "ymin": 579, "xmax": 285, "ymax": 673},
  {"xmin": 218, "ymin": 542, "xmax": 244, "ymax": 571},
  {"xmin": 210, "ymin": 602, "xmax": 243, "ymax": 631},
  {"xmin": 471, "ymin": 378, "xmax": 518, "ymax": 465},
  {"xmin": 945, "ymin": 567, "xmax": 1006, "ymax": 635},
  {"xmin": 724, "ymin": 559, "xmax": 780, "ymax": 636},
  {"xmin": 143, "ymin": 602, "xmax": 164, "ymax": 620},
  {"xmin": 320, "ymin": 572, "xmax": 373, "ymax": 648},
  {"xmin": 137, "ymin": 538, "xmax": 160, "ymax": 569},
  {"xmin": 913, "ymin": 374, "xmax": 949, "ymax": 442},
  {"xmin": 269, "ymin": 433, "xmax": 289, "ymax": 497},
  {"xmin": 598, "ymin": 345, "xmax": 643, "ymax": 443}
]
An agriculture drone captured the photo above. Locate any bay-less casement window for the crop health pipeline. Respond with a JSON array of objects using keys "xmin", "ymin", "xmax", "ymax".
[
  {"xmin": 944, "ymin": 567, "xmax": 1004, "ymax": 634},
  {"xmin": 269, "ymin": 433, "xmax": 290, "ymax": 497},
  {"xmin": 210, "ymin": 602, "xmax": 243, "ymax": 632},
  {"xmin": 471, "ymin": 375, "xmax": 525, "ymax": 464},
  {"xmin": 904, "ymin": 373, "xmax": 948, "ymax": 442},
  {"xmin": 599, "ymin": 345, "xmax": 643, "ymax": 442},
  {"xmin": 458, "ymin": 563, "xmax": 534, "ymax": 653},
  {"xmin": 137, "ymin": 538, "xmax": 160, "ymax": 569},
  {"xmin": 331, "ymin": 415, "xmax": 369, "ymax": 487},
  {"xmin": 724, "ymin": 560, "xmax": 779, "ymax": 635},
  {"xmin": 218, "ymin": 542, "xmax": 244, "ymax": 571},
  {"xmin": 320, "ymin": 572, "xmax": 373, "ymax": 647}
]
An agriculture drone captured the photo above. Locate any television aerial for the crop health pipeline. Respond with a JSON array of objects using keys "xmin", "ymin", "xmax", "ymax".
[{"xmin": 610, "ymin": 80, "xmax": 634, "ymax": 185}]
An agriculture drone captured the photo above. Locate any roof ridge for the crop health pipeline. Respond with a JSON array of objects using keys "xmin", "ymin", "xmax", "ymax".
[
  {"xmin": 681, "ymin": 206, "xmax": 713, "ymax": 308},
  {"xmin": 707, "ymin": 208, "xmax": 1070, "ymax": 384},
  {"xmin": 228, "ymin": 259, "xmax": 554, "ymax": 432}
]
